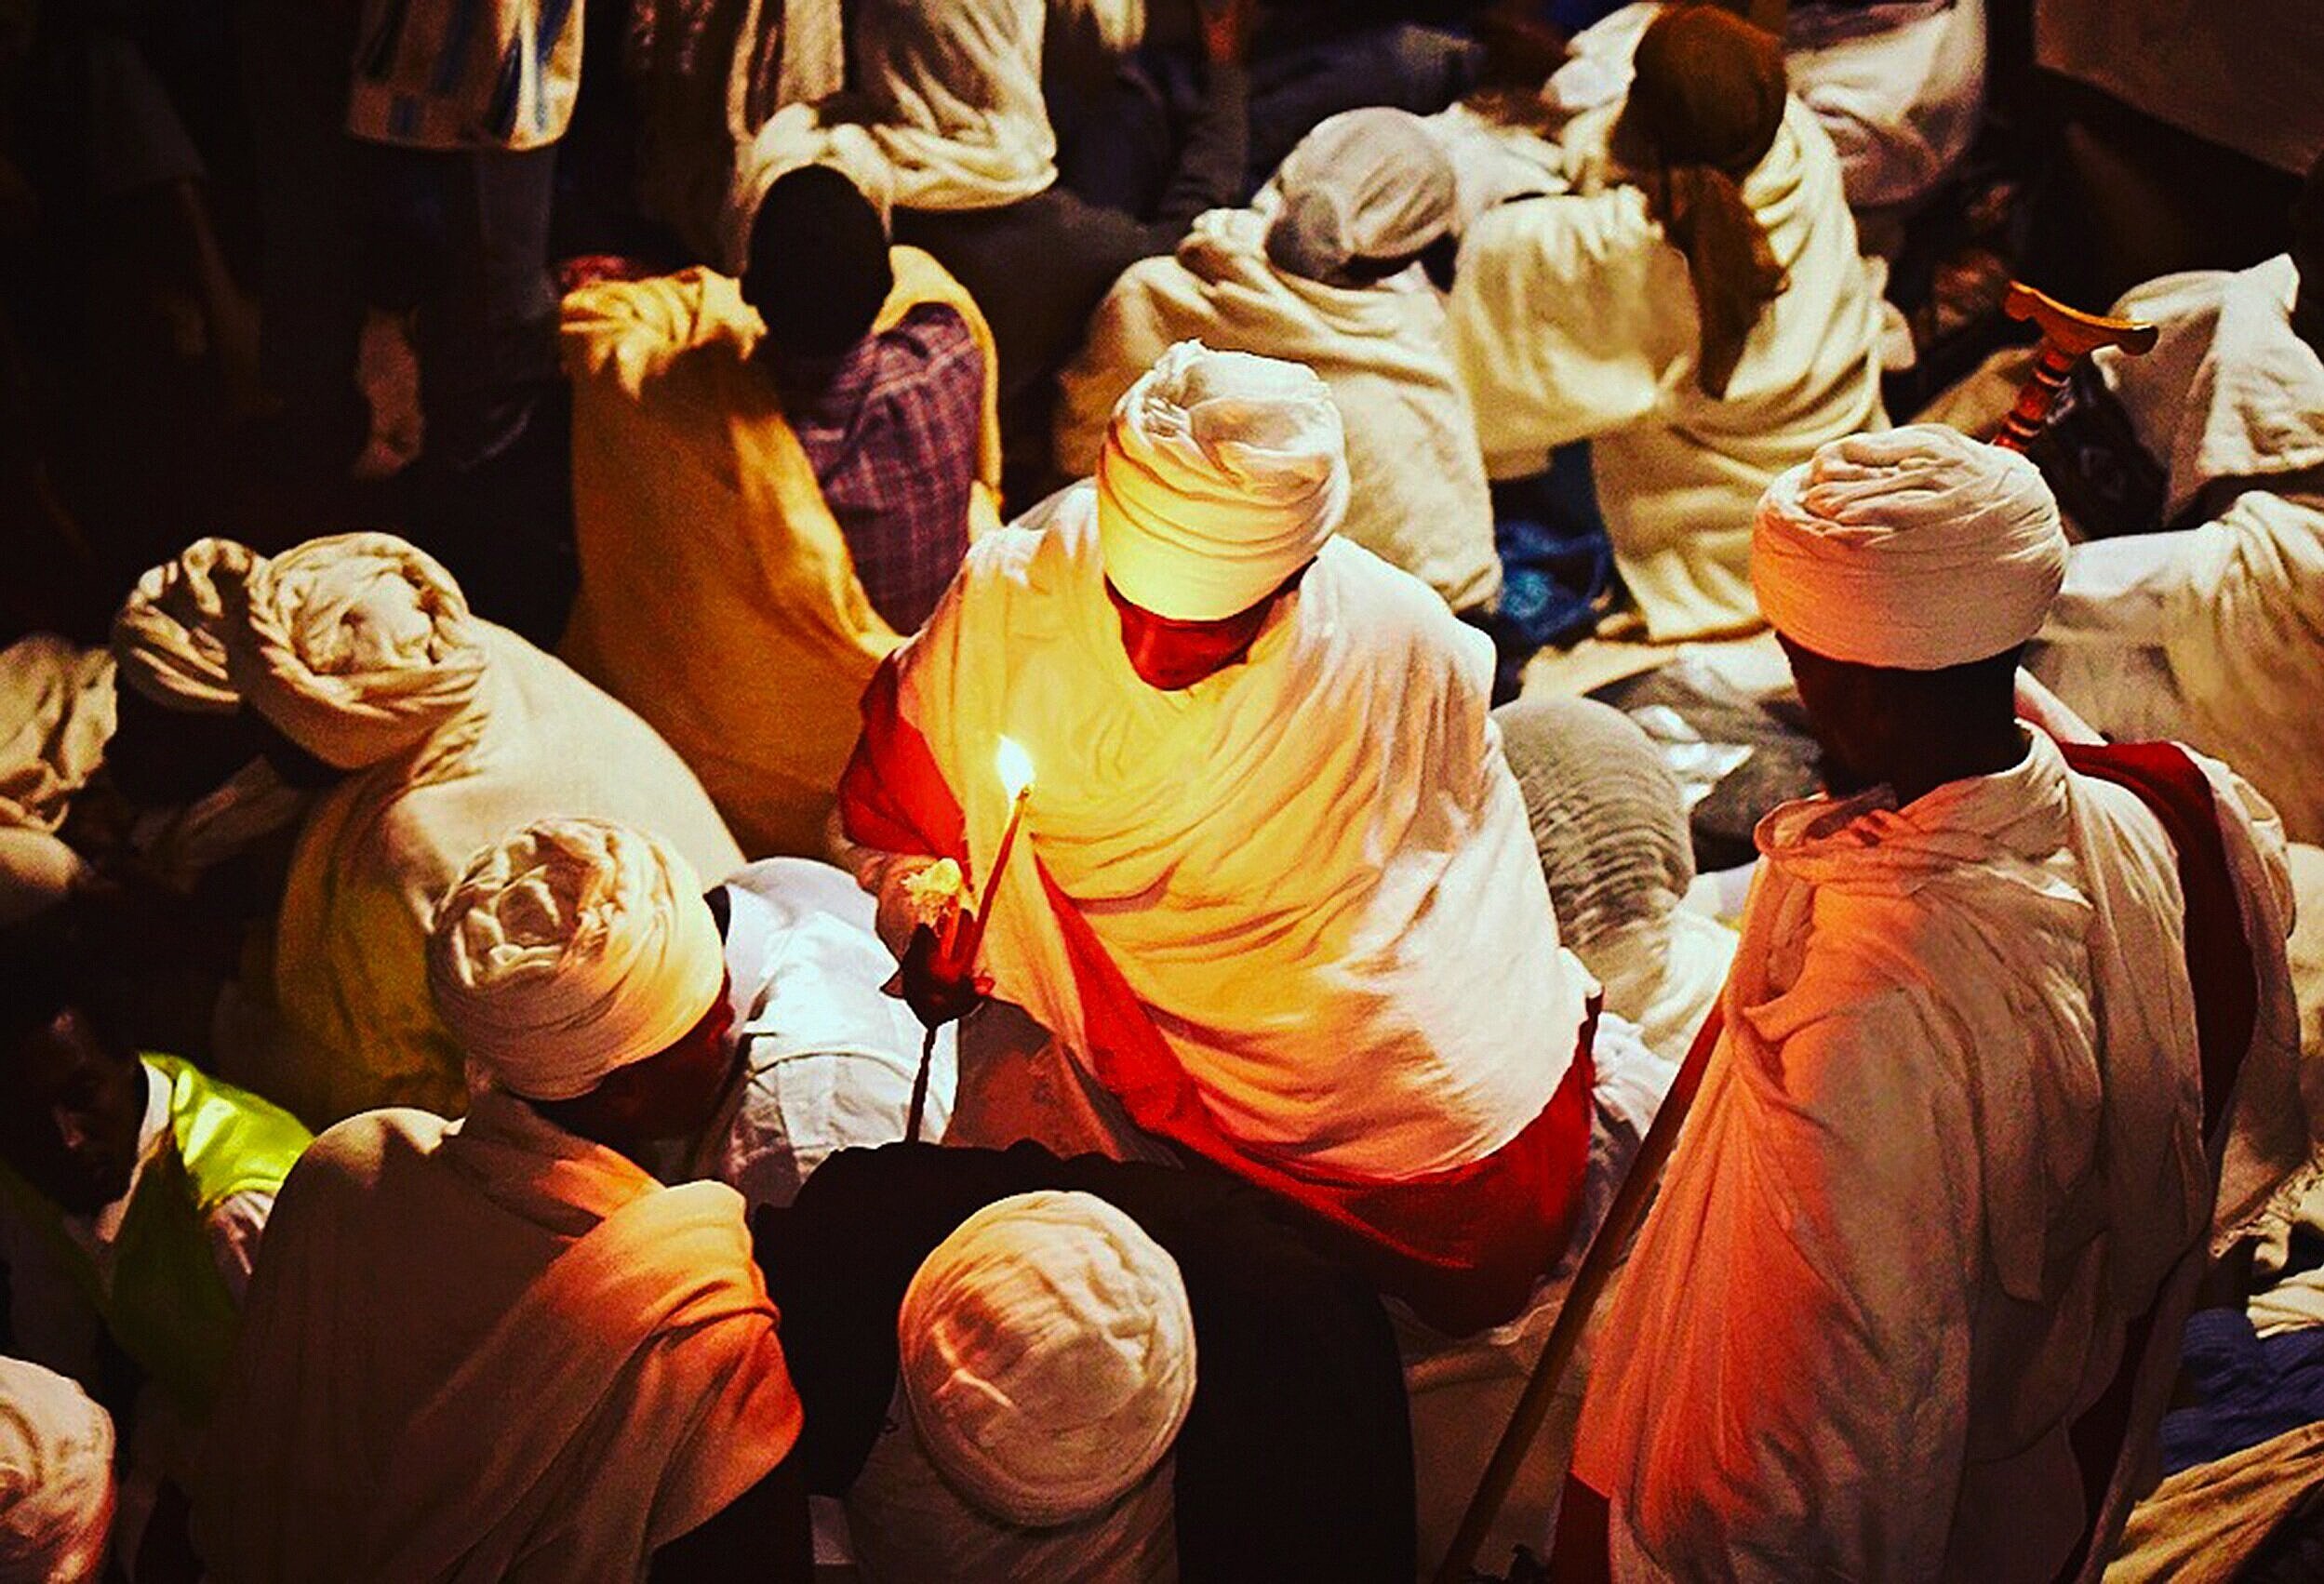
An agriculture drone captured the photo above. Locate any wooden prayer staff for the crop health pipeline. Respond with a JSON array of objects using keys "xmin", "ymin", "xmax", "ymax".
[
  {"xmin": 905, "ymin": 738, "xmax": 1035, "ymax": 1143},
  {"xmin": 1992, "ymin": 281, "xmax": 2158, "ymax": 454},
  {"xmin": 1435, "ymin": 285, "xmax": 2162, "ymax": 1583}
]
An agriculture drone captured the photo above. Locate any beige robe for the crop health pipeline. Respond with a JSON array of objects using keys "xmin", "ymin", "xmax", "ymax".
[
  {"xmin": 1056, "ymin": 206, "xmax": 1502, "ymax": 613},
  {"xmin": 1449, "ymin": 99, "xmax": 1886, "ymax": 640},
  {"xmin": 196, "ymin": 1095, "xmax": 800, "ymax": 1582},
  {"xmin": 251, "ymin": 629, "xmax": 742, "ymax": 1125},
  {"xmin": 1572, "ymin": 731, "xmax": 2305, "ymax": 1581}
]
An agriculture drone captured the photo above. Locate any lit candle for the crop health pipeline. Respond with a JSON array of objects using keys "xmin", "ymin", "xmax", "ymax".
[{"xmin": 953, "ymin": 736, "xmax": 1035, "ymax": 970}]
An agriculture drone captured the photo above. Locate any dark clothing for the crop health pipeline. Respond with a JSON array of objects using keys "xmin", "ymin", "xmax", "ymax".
[
  {"xmin": 2160, "ymin": 1307, "xmax": 2324, "ymax": 1475},
  {"xmin": 755, "ymin": 1139, "xmax": 1416, "ymax": 1583},
  {"xmin": 890, "ymin": 63, "xmax": 1249, "ymax": 508},
  {"xmin": 773, "ymin": 301, "xmax": 984, "ymax": 633}
]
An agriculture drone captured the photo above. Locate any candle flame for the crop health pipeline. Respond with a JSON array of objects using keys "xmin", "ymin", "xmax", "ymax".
[{"xmin": 995, "ymin": 736, "xmax": 1035, "ymax": 800}]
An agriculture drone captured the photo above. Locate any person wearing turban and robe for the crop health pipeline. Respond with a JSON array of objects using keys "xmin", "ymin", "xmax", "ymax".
[
  {"xmin": 1449, "ymin": 4, "xmax": 1885, "ymax": 640},
  {"xmin": 194, "ymin": 532, "xmax": 741, "ymax": 1125},
  {"xmin": 196, "ymin": 819, "xmax": 808, "ymax": 1584},
  {"xmin": 836, "ymin": 341, "xmax": 1596, "ymax": 1337},
  {"xmin": 1556, "ymin": 425, "xmax": 2310, "ymax": 1582},
  {"xmin": 1056, "ymin": 107, "xmax": 1501, "ymax": 614}
]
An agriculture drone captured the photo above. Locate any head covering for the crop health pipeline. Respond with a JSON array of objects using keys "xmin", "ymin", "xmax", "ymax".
[
  {"xmin": 1753, "ymin": 424, "xmax": 2068, "ymax": 670},
  {"xmin": 219, "ymin": 532, "xmax": 487, "ymax": 770},
  {"xmin": 1264, "ymin": 108, "xmax": 1459, "ymax": 286},
  {"xmin": 0, "ymin": 1357, "xmax": 115, "ymax": 1584},
  {"xmin": 1496, "ymin": 696, "xmax": 1692, "ymax": 954},
  {"xmin": 1096, "ymin": 341, "xmax": 1350, "ymax": 621},
  {"xmin": 743, "ymin": 163, "xmax": 895, "ymax": 358},
  {"xmin": 427, "ymin": 817, "xmax": 727, "ymax": 1101},
  {"xmin": 111, "ymin": 538, "xmax": 261, "ymax": 714},
  {"xmin": 850, "ymin": 0, "xmax": 1057, "ymax": 212},
  {"xmin": 899, "ymin": 1191, "xmax": 1195, "ymax": 1528},
  {"xmin": 1613, "ymin": 6, "xmax": 1788, "ymax": 398},
  {"xmin": 0, "ymin": 637, "xmax": 115, "ymax": 928}
]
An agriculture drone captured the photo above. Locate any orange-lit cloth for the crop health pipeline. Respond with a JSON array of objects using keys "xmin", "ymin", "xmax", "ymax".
[
  {"xmin": 1571, "ymin": 733, "xmax": 2308, "ymax": 1581},
  {"xmin": 197, "ymin": 1093, "xmax": 800, "ymax": 1582},
  {"xmin": 561, "ymin": 248, "xmax": 1001, "ymax": 859},
  {"xmin": 836, "ymin": 491, "xmax": 1595, "ymax": 1334}
]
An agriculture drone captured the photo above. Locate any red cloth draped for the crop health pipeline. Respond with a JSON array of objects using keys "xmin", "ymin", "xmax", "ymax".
[{"xmin": 840, "ymin": 654, "xmax": 1595, "ymax": 1335}]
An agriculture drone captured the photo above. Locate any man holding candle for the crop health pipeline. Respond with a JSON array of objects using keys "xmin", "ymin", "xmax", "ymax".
[{"xmin": 835, "ymin": 339, "xmax": 1598, "ymax": 1336}]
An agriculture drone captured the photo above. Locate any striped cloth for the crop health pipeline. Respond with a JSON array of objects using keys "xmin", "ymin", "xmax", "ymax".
[{"xmin": 349, "ymin": 0, "xmax": 585, "ymax": 151}]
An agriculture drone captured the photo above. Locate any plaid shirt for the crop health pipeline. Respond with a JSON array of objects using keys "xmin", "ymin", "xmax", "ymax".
[{"xmin": 777, "ymin": 303, "xmax": 982, "ymax": 633}]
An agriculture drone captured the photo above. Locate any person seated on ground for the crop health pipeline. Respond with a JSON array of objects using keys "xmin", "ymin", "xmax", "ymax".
[
  {"xmin": 755, "ymin": 1144, "xmax": 1413, "ymax": 1583},
  {"xmin": 196, "ymin": 818, "xmax": 808, "ymax": 1584},
  {"xmin": 562, "ymin": 163, "xmax": 1001, "ymax": 860},
  {"xmin": 1449, "ymin": 4, "xmax": 1885, "ymax": 642},
  {"xmin": 0, "ymin": 636, "xmax": 116, "ymax": 931},
  {"xmin": 165, "ymin": 531, "xmax": 741, "ymax": 1125},
  {"xmin": 0, "ymin": 928, "xmax": 310, "ymax": 1435},
  {"xmin": 1056, "ymin": 107, "xmax": 1501, "ymax": 616},
  {"xmin": 836, "ymin": 342, "xmax": 1598, "ymax": 1337},
  {"xmin": 843, "ymin": 0, "xmax": 1255, "ymax": 502},
  {"xmin": 1495, "ymin": 694, "xmax": 1734, "ymax": 1063},
  {"xmin": 1556, "ymin": 425, "xmax": 2308, "ymax": 1581},
  {"xmin": 2026, "ymin": 153, "xmax": 2324, "ymax": 845},
  {"xmin": 671, "ymin": 855, "xmax": 957, "ymax": 1214},
  {"xmin": 1545, "ymin": 0, "xmax": 1986, "ymax": 252},
  {"xmin": 0, "ymin": 1355, "xmax": 115, "ymax": 1584}
]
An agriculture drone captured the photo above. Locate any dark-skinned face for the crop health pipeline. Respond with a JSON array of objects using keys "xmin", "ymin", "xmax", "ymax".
[
  {"xmin": 0, "ymin": 1006, "xmax": 146, "ymax": 1215},
  {"xmin": 1778, "ymin": 634, "xmax": 1882, "ymax": 796},
  {"xmin": 1106, "ymin": 578, "xmax": 1281, "ymax": 692},
  {"xmin": 543, "ymin": 983, "xmax": 741, "ymax": 1147}
]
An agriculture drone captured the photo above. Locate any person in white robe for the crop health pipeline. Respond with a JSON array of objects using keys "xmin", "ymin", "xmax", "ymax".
[
  {"xmin": 1561, "ymin": 425, "xmax": 2310, "ymax": 1582},
  {"xmin": 1449, "ymin": 4, "xmax": 1886, "ymax": 640},
  {"xmin": 195, "ymin": 818, "xmax": 807, "ymax": 1584},
  {"xmin": 195, "ymin": 532, "xmax": 742, "ymax": 1125},
  {"xmin": 682, "ymin": 857, "xmax": 956, "ymax": 1212},
  {"xmin": 836, "ymin": 341, "xmax": 1595, "ymax": 1336},
  {"xmin": 1495, "ymin": 694, "xmax": 1732, "ymax": 1063},
  {"xmin": 2029, "ymin": 184, "xmax": 2324, "ymax": 843},
  {"xmin": 1057, "ymin": 107, "xmax": 1501, "ymax": 613}
]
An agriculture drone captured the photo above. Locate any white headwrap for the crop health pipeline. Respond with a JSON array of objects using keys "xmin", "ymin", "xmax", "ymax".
[
  {"xmin": 1095, "ymin": 341, "xmax": 1350, "ymax": 621},
  {"xmin": 899, "ymin": 1191, "xmax": 1196, "ymax": 1528},
  {"xmin": 1264, "ymin": 108, "xmax": 1459, "ymax": 286},
  {"xmin": 426, "ymin": 818, "xmax": 727, "ymax": 1101},
  {"xmin": 111, "ymin": 538, "xmax": 261, "ymax": 714},
  {"xmin": 1752, "ymin": 424, "xmax": 2067, "ymax": 670},
  {"xmin": 219, "ymin": 532, "xmax": 487, "ymax": 769},
  {"xmin": 0, "ymin": 1357, "xmax": 115, "ymax": 1584}
]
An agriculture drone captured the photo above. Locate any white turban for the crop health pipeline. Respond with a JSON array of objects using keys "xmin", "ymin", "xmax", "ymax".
[
  {"xmin": 427, "ymin": 818, "xmax": 727, "ymax": 1101},
  {"xmin": 1095, "ymin": 342, "xmax": 1349, "ymax": 621},
  {"xmin": 899, "ymin": 1191, "xmax": 1195, "ymax": 1528},
  {"xmin": 1752, "ymin": 424, "xmax": 2066, "ymax": 670},
  {"xmin": 1264, "ymin": 108, "xmax": 1458, "ymax": 286},
  {"xmin": 0, "ymin": 1357, "xmax": 115, "ymax": 1584},
  {"xmin": 219, "ymin": 533, "xmax": 487, "ymax": 769},
  {"xmin": 111, "ymin": 538, "xmax": 261, "ymax": 714}
]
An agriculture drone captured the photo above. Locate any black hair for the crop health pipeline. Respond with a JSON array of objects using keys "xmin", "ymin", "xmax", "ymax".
[
  {"xmin": 741, "ymin": 165, "xmax": 894, "ymax": 360},
  {"xmin": 0, "ymin": 925, "xmax": 89, "ymax": 1051}
]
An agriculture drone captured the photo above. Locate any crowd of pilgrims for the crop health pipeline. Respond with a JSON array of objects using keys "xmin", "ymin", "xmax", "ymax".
[{"xmin": 2, "ymin": 0, "xmax": 2322, "ymax": 1578}]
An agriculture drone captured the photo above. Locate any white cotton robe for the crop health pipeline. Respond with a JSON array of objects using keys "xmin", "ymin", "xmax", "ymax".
[
  {"xmin": 2033, "ymin": 256, "xmax": 2324, "ymax": 842},
  {"xmin": 1056, "ymin": 206, "xmax": 1501, "ymax": 612},
  {"xmin": 1572, "ymin": 729, "xmax": 2304, "ymax": 1582},
  {"xmin": 1449, "ymin": 99, "xmax": 1886, "ymax": 640},
  {"xmin": 195, "ymin": 1095, "xmax": 802, "ymax": 1583},
  {"xmin": 849, "ymin": 486, "xmax": 1588, "ymax": 1180},
  {"xmin": 252, "ymin": 628, "xmax": 744, "ymax": 1125}
]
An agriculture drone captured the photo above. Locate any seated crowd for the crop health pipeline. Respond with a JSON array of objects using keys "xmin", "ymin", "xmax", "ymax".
[{"xmin": 1, "ymin": 1, "xmax": 2318, "ymax": 1580}]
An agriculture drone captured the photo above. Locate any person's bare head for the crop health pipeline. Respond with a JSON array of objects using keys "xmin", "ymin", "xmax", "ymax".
[{"xmin": 742, "ymin": 165, "xmax": 892, "ymax": 368}]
